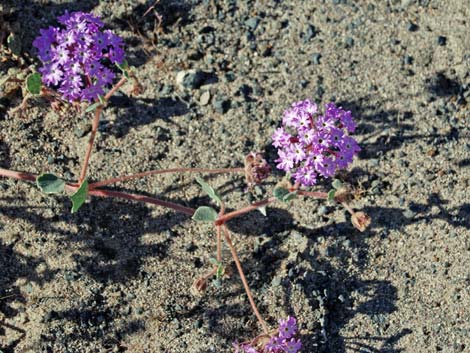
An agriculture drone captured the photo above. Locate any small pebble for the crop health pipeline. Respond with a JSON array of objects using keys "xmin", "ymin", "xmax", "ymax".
[
  {"xmin": 199, "ymin": 91, "xmax": 211, "ymax": 106},
  {"xmin": 213, "ymin": 96, "xmax": 230, "ymax": 114},
  {"xmin": 437, "ymin": 36, "xmax": 447, "ymax": 46},
  {"xmin": 311, "ymin": 53, "xmax": 322, "ymax": 65},
  {"xmin": 345, "ymin": 37, "xmax": 354, "ymax": 48},
  {"xmin": 407, "ymin": 22, "xmax": 419, "ymax": 32},
  {"xmin": 318, "ymin": 205, "xmax": 328, "ymax": 216},
  {"xmin": 245, "ymin": 17, "xmax": 260, "ymax": 31}
]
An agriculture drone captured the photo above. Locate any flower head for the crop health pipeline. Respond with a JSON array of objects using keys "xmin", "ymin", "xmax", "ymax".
[
  {"xmin": 351, "ymin": 211, "xmax": 371, "ymax": 232},
  {"xmin": 272, "ymin": 100, "xmax": 360, "ymax": 187},
  {"xmin": 33, "ymin": 11, "xmax": 125, "ymax": 103},
  {"xmin": 278, "ymin": 316, "xmax": 297, "ymax": 340}
]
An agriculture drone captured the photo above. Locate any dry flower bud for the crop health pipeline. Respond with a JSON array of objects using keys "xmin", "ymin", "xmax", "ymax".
[
  {"xmin": 192, "ymin": 276, "xmax": 208, "ymax": 295},
  {"xmin": 244, "ymin": 152, "xmax": 271, "ymax": 189},
  {"xmin": 333, "ymin": 185, "xmax": 352, "ymax": 203},
  {"xmin": 351, "ymin": 211, "xmax": 371, "ymax": 232}
]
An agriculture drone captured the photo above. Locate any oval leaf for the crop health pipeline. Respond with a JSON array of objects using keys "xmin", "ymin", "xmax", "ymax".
[
  {"xmin": 26, "ymin": 73, "xmax": 42, "ymax": 95},
  {"xmin": 332, "ymin": 179, "xmax": 343, "ymax": 190},
  {"xmin": 36, "ymin": 173, "xmax": 65, "ymax": 194},
  {"xmin": 328, "ymin": 189, "xmax": 336, "ymax": 201},
  {"xmin": 274, "ymin": 187, "xmax": 297, "ymax": 203},
  {"xmin": 283, "ymin": 191, "xmax": 298, "ymax": 202},
  {"xmin": 273, "ymin": 187, "xmax": 289, "ymax": 202},
  {"xmin": 71, "ymin": 179, "xmax": 89, "ymax": 213},
  {"xmin": 195, "ymin": 177, "xmax": 222, "ymax": 205},
  {"xmin": 192, "ymin": 206, "xmax": 218, "ymax": 222},
  {"xmin": 85, "ymin": 102, "xmax": 101, "ymax": 113}
]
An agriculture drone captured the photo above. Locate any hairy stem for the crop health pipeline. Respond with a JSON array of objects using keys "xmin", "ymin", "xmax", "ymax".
[
  {"xmin": 0, "ymin": 167, "xmax": 195, "ymax": 216},
  {"xmin": 78, "ymin": 106, "xmax": 102, "ymax": 183},
  {"xmin": 341, "ymin": 201, "xmax": 355, "ymax": 215},
  {"xmin": 216, "ymin": 225, "xmax": 222, "ymax": 263},
  {"xmin": 88, "ymin": 189, "xmax": 195, "ymax": 216},
  {"xmin": 215, "ymin": 197, "xmax": 277, "ymax": 225},
  {"xmin": 222, "ymin": 225, "xmax": 269, "ymax": 334},
  {"xmin": 296, "ymin": 190, "xmax": 328, "ymax": 199},
  {"xmin": 105, "ymin": 76, "xmax": 128, "ymax": 100},
  {"xmin": 89, "ymin": 167, "xmax": 244, "ymax": 189},
  {"xmin": 78, "ymin": 77, "xmax": 128, "ymax": 184}
]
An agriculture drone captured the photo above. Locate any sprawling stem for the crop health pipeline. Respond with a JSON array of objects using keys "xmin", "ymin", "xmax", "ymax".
[
  {"xmin": 0, "ymin": 167, "xmax": 195, "ymax": 216},
  {"xmin": 215, "ymin": 197, "xmax": 277, "ymax": 225},
  {"xmin": 89, "ymin": 167, "xmax": 244, "ymax": 189},
  {"xmin": 341, "ymin": 201, "xmax": 355, "ymax": 215},
  {"xmin": 297, "ymin": 190, "xmax": 328, "ymax": 199},
  {"xmin": 104, "ymin": 77, "xmax": 128, "ymax": 100},
  {"xmin": 0, "ymin": 168, "xmax": 36, "ymax": 183},
  {"xmin": 78, "ymin": 77, "xmax": 128, "ymax": 184},
  {"xmin": 221, "ymin": 225, "xmax": 269, "ymax": 334},
  {"xmin": 88, "ymin": 189, "xmax": 195, "ymax": 216},
  {"xmin": 78, "ymin": 106, "xmax": 102, "ymax": 183},
  {"xmin": 216, "ymin": 225, "xmax": 222, "ymax": 263}
]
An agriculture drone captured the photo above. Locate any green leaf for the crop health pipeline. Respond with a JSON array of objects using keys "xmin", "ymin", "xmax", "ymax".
[
  {"xmin": 195, "ymin": 177, "xmax": 222, "ymax": 205},
  {"xmin": 273, "ymin": 187, "xmax": 297, "ymax": 203},
  {"xmin": 273, "ymin": 187, "xmax": 289, "ymax": 201},
  {"xmin": 36, "ymin": 173, "xmax": 65, "ymax": 194},
  {"xmin": 116, "ymin": 60, "xmax": 129, "ymax": 71},
  {"xmin": 332, "ymin": 179, "xmax": 343, "ymax": 190},
  {"xmin": 116, "ymin": 60, "xmax": 130, "ymax": 78},
  {"xmin": 212, "ymin": 278, "xmax": 222, "ymax": 288},
  {"xmin": 26, "ymin": 73, "xmax": 42, "ymax": 95},
  {"xmin": 328, "ymin": 189, "xmax": 336, "ymax": 201},
  {"xmin": 192, "ymin": 206, "xmax": 218, "ymax": 222},
  {"xmin": 71, "ymin": 179, "xmax": 88, "ymax": 213},
  {"xmin": 283, "ymin": 191, "xmax": 298, "ymax": 202},
  {"xmin": 85, "ymin": 102, "xmax": 101, "ymax": 113},
  {"xmin": 209, "ymin": 258, "xmax": 219, "ymax": 266},
  {"xmin": 216, "ymin": 263, "xmax": 224, "ymax": 279}
]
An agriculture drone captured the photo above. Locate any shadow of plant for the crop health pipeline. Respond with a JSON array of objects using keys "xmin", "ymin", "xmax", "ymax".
[
  {"xmin": 106, "ymin": 95, "xmax": 190, "ymax": 138},
  {"xmin": 0, "ymin": 236, "xmax": 56, "ymax": 352}
]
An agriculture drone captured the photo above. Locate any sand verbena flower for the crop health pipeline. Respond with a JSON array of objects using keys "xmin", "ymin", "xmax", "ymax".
[
  {"xmin": 33, "ymin": 11, "xmax": 125, "ymax": 102},
  {"xmin": 272, "ymin": 100, "xmax": 360, "ymax": 187}
]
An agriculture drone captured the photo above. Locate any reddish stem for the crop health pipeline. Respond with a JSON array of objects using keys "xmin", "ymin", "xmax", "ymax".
[
  {"xmin": 296, "ymin": 190, "xmax": 328, "ymax": 199},
  {"xmin": 221, "ymin": 225, "xmax": 269, "ymax": 334},
  {"xmin": 341, "ymin": 201, "xmax": 355, "ymax": 215},
  {"xmin": 216, "ymin": 225, "xmax": 222, "ymax": 263},
  {"xmin": 89, "ymin": 167, "xmax": 244, "ymax": 189},
  {"xmin": 215, "ymin": 197, "xmax": 277, "ymax": 225},
  {"xmin": 0, "ymin": 168, "xmax": 36, "ymax": 183},
  {"xmin": 88, "ymin": 189, "xmax": 195, "ymax": 216},
  {"xmin": 78, "ymin": 105, "xmax": 102, "ymax": 183},
  {"xmin": 0, "ymin": 167, "xmax": 194, "ymax": 216},
  {"xmin": 78, "ymin": 77, "xmax": 128, "ymax": 184}
]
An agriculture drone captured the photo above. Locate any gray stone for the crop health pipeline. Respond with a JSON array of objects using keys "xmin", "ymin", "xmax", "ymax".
[
  {"xmin": 200, "ymin": 91, "xmax": 211, "ymax": 106},
  {"xmin": 213, "ymin": 96, "xmax": 230, "ymax": 114},
  {"xmin": 245, "ymin": 17, "xmax": 260, "ymax": 31},
  {"xmin": 176, "ymin": 70, "xmax": 206, "ymax": 90}
]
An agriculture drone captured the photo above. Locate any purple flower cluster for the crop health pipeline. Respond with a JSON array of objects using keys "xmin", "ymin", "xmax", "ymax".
[
  {"xmin": 272, "ymin": 100, "xmax": 360, "ymax": 187},
  {"xmin": 33, "ymin": 11, "xmax": 125, "ymax": 102},
  {"xmin": 233, "ymin": 316, "xmax": 302, "ymax": 353},
  {"xmin": 265, "ymin": 316, "xmax": 302, "ymax": 353}
]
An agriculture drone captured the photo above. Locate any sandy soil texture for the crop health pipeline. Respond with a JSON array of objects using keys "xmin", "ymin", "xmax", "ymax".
[{"xmin": 0, "ymin": 0, "xmax": 469, "ymax": 352}]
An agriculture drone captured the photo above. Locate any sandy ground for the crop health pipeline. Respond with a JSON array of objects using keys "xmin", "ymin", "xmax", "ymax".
[{"xmin": 0, "ymin": 0, "xmax": 469, "ymax": 352}]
